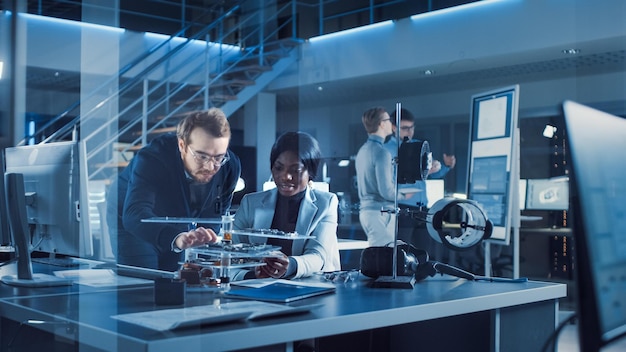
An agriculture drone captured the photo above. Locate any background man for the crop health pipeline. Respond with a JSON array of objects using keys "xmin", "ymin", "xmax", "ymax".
[
  {"xmin": 384, "ymin": 107, "xmax": 456, "ymax": 256},
  {"xmin": 355, "ymin": 107, "xmax": 414, "ymax": 246}
]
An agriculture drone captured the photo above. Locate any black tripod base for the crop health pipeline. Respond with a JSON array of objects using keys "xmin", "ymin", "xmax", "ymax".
[{"xmin": 372, "ymin": 275, "xmax": 415, "ymax": 289}]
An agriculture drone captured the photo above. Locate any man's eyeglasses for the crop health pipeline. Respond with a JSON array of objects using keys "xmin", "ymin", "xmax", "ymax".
[
  {"xmin": 187, "ymin": 146, "xmax": 230, "ymax": 167},
  {"xmin": 400, "ymin": 125, "xmax": 415, "ymax": 131}
]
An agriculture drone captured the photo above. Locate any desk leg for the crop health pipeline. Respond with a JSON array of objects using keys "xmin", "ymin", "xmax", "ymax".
[
  {"xmin": 316, "ymin": 299, "xmax": 559, "ymax": 352},
  {"xmin": 495, "ymin": 299, "xmax": 558, "ymax": 352}
]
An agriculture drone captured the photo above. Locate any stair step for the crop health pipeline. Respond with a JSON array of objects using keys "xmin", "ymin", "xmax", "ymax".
[
  {"xmin": 115, "ymin": 145, "xmax": 142, "ymax": 152},
  {"xmin": 95, "ymin": 161, "xmax": 129, "ymax": 169},
  {"xmin": 214, "ymin": 64, "xmax": 272, "ymax": 78},
  {"xmin": 250, "ymin": 38, "xmax": 303, "ymax": 54},
  {"xmin": 208, "ymin": 79, "xmax": 255, "ymax": 89},
  {"xmin": 175, "ymin": 94, "xmax": 237, "ymax": 106},
  {"xmin": 227, "ymin": 53, "xmax": 283, "ymax": 67},
  {"xmin": 131, "ymin": 126, "xmax": 176, "ymax": 136},
  {"xmin": 155, "ymin": 110, "xmax": 197, "ymax": 121},
  {"xmin": 148, "ymin": 126, "xmax": 176, "ymax": 135}
]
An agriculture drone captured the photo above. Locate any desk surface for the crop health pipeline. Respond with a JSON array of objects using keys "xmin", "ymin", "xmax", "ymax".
[{"xmin": 0, "ymin": 261, "xmax": 567, "ymax": 352}]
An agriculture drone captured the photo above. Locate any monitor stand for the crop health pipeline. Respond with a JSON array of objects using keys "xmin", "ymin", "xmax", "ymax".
[
  {"xmin": 1, "ymin": 274, "xmax": 73, "ymax": 287},
  {"xmin": 3, "ymin": 173, "xmax": 73, "ymax": 288}
]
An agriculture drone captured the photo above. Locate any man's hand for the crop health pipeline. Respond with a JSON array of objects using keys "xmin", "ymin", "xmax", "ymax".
[
  {"xmin": 442, "ymin": 153, "xmax": 456, "ymax": 168},
  {"xmin": 175, "ymin": 227, "xmax": 218, "ymax": 250},
  {"xmin": 428, "ymin": 159, "xmax": 442, "ymax": 175}
]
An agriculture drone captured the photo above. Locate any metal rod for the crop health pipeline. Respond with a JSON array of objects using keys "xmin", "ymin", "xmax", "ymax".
[{"xmin": 391, "ymin": 102, "xmax": 401, "ymax": 280}]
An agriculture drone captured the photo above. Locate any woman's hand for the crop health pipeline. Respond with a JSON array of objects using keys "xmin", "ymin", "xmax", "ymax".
[
  {"xmin": 255, "ymin": 252, "xmax": 289, "ymax": 279},
  {"xmin": 175, "ymin": 227, "xmax": 218, "ymax": 250}
]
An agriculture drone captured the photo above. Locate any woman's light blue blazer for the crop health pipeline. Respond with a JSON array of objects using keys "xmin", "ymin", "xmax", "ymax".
[{"xmin": 232, "ymin": 186, "xmax": 341, "ymax": 279}]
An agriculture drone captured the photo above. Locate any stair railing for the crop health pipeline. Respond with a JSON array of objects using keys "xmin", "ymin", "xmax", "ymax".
[
  {"xmin": 83, "ymin": 1, "xmax": 301, "ymax": 180},
  {"xmin": 17, "ymin": 1, "xmax": 237, "ymax": 146}
]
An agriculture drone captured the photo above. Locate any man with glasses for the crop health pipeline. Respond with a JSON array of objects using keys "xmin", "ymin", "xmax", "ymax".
[
  {"xmin": 384, "ymin": 107, "xmax": 456, "ymax": 257},
  {"xmin": 106, "ymin": 108, "xmax": 241, "ymax": 271},
  {"xmin": 355, "ymin": 107, "xmax": 415, "ymax": 246}
]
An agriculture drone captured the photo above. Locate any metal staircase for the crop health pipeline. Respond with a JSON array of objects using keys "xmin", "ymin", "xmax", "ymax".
[{"xmin": 20, "ymin": 0, "xmax": 302, "ymax": 182}]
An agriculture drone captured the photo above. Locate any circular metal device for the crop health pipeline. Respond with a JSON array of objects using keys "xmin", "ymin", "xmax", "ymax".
[{"xmin": 426, "ymin": 197, "xmax": 493, "ymax": 250}]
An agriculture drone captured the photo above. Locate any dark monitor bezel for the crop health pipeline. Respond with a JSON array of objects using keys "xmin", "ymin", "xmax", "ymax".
[{"xmin": 563, "ymin": 100, "xmax": 626, "ymax": 351}]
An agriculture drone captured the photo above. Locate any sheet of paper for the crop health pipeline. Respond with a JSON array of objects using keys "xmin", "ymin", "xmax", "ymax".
[
  {"xmin": 54, "ymin": 269, "xmax": 153, "ymax": 288},
  {"xmin": 111, "ymin": 301, "xmax": 321, "ymax": 331}
]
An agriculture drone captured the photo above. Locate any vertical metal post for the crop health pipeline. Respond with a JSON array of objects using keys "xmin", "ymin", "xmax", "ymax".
[
  {"xmin": 391, "ymin": 102, "xmax": 401, "ymax": 280},
  {"xmin": 181, "ymin": 0, "xmax": 186, "ymax": 36},
  {"xmin": 204, "ymin": 34, "xmax": 211, "ymax": 110},
  {"xmin": 291, "ymin": 0, "xmax": 297, "ymax": 40},
  {"xmin": 142, "ymin": 79, "xmax": 148, "ymax": 146},
  {"xmin": 318, "ymin": 0, "xmax": 324, "ymax": 36},
  {"xmin": 204, "ymin": 34, "xmax": 210, "ymax": 110},
  {"xmin": 259, "ymin": 1, "xmax": 265, "ymax": 66},
  {"xmin": 372, "ymin": 103, "xmax": 414, "ymax": 288}
]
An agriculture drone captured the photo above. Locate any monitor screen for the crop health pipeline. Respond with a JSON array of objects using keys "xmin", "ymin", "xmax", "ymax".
[
  {"xmin": 562, "ymin": 100, "xmax": 626, "ymax": 351},
  {"xmin": 525, "ymin": 178, "xmax": 569, "ymax": 211},
  {"xmin": 467, "ymin": 155, "xmax": 509, "ymax": 240},
  {"xmin": 471, "ymin": 90, "xmax": 515, "ymax": 141},
  {"xmin": 467, "ymin": 85, "xmax": 520, "ymax": 244},
  {"xmin": 4, "ymin": 141, "xmax": 93, "ymax": 258}
]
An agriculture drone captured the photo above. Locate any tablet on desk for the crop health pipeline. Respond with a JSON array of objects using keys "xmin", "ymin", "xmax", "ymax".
[{"xmin": 226, "ymin": 279, "xmax": 335, "ymax": 303}]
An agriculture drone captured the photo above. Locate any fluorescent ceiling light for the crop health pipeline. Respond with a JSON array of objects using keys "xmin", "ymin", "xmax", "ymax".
[
  {"xmin": 309, "ymin": 20, "xmax": 393, "ymax": 43},
  {"xmin": 0, "ymin": 61, "xmax": 3, "ymax": 80},
  {"xmin": 411, "ymin": 0, "xmax": 516, "ymax": 21}
]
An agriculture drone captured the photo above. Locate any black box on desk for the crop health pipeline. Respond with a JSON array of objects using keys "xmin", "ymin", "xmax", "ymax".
[{"xmin": 154, "ymin": 278, "xmax": 186, "ymax": 305}]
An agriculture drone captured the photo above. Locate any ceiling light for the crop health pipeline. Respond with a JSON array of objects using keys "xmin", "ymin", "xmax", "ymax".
[
  {"xmin": 235, "ymin": 177, "xmax": 246, "ymax": 192},
  {"xmin": 0, "ymin": 61, "xmax": 3, "ymax": 80},
  {"xmin": 543, "ymin": 124, "xmax": 557, "ymax": 138},
  {"xmin": 424, "ymin": 69, "xmax": 435, "ymax": 75},
  {"xmin": 338, "ymin": 159, "xmax": 350, "ymax": 167}
]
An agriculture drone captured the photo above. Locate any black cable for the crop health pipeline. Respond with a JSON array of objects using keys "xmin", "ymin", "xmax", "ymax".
[{"xmin": 540, "ymin": 313, "xmax": 577, "ymax": 352}]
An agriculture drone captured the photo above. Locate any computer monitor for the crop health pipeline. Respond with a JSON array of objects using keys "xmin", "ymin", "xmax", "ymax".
[
  {"xmin": 2, "ymin": 172, "xmax": 73, "ymax": 286},
  {"xmin": 466, "ymin": 85, "xmax": 520, "ymax": 244},
  {"xmin": 562, "ymin": 100, "xmax": 626, "ymax": 351},
  {"xmin": 525, "ymin": 178, "xmax": 569, "ymax": 211},
  {"xmin": 4, "ymin": 141, "xmax": 93, "ymax": 259}
]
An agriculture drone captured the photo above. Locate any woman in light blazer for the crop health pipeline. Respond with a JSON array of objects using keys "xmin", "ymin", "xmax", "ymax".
[{"xmin": 232, "ymin": 132, "xmax": 341, "ymax": 280}]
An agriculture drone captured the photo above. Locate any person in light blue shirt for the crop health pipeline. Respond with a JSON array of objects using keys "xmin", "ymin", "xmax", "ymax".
[
  {"xmin": 384, "ymin": 108, "xmax": 456, "ymax": 257},
  {"xmin": 355, "ymin": 107, "xmax": 416, "ymax": 246}
]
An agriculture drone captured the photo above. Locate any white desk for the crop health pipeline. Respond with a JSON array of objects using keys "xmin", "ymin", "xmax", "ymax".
[{"xmin": 0, "ymin": 268, "xmax": 566, "ymax": 352}]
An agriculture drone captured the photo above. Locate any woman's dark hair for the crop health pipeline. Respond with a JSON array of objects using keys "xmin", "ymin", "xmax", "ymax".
[{"xmin": 270, "ymin": 132, "xmax": 322, "ymax": 181}]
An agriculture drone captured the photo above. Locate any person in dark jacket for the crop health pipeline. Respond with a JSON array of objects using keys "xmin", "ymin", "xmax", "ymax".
[{"xmin": 106, "ymin": 108, "xmax": 241, "ymax": 271}]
